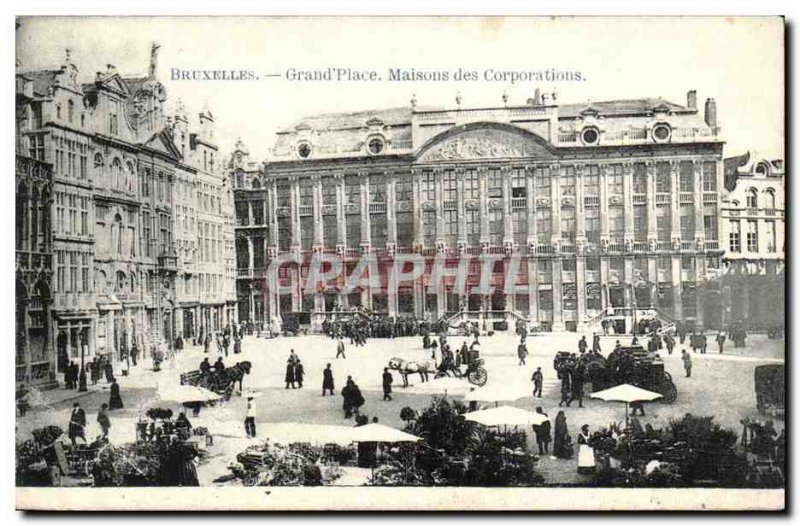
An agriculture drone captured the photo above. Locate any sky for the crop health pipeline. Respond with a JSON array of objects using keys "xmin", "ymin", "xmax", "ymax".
[{"xmin": 16, "ymin": 16, "xmax": 784, "ymax": 163}]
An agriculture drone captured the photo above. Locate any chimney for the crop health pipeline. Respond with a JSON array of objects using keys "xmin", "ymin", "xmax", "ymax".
[
  {"xmin": 704, "ymin": 98, "xmax": 717, "ymax": 128},
  {"xmin": 687, "ymin": 90, "xmax": 697, "ymax": 110}
]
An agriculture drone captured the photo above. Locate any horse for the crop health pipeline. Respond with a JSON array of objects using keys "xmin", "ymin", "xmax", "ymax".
[
  {"xmin": 220, "ymin": 361, "xmax": 252, "ymax": 398},
  {"xmin": 388, "ymin": 357, "xmax": 435, "ymax": 388}
]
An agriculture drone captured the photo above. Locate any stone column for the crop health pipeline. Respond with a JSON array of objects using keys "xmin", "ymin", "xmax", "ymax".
[
  {"xmin": 670, "ymin": 161, "xmax": 681, "ymax": 243},
  {"xmin": 336, "ymin": 174, "xmax": 346, "ymax": 246},
  {"xmin": 526, "ymin": 165, "xmax": 537, "ymax": 247},
  {"xmin": 479, "ymin": 167, "xmax": 490, "ymax": 246},
  {"xmin": 576, "ymin": 256, "xmax": 587, "ymax": 329},
  {"xmin": 693, "ymin": 159, "xmax": 705, "ymax": 243},
  {"xmin": 502, "ymin": 166, "xmax": 513, "ymax": 245},
  {"xmin": 456, "ymin": 168, "xmax": 467, "ymax": 247},
  {"xmin": 411, "ymin": 169, "xmax": 423, "ymax": 249},
  {"xmin": 434, "ymin": 168, "xmax": 444, "ymax": 246},
  {"xmin": 247, "ymin": 237, "xmax": 254, "ymax": 270},
  {"xmin": 623, "ymin": 162, "xmax": 634, "ymax": 246},
  {"xmin": 386, "ymin": 171, "xmax": 397, "ymax": 248},
  {"xmin": 551, "ymin": 258, "xmax": 565, "ymax": 330},
  {"xmin": 360, "ymin": 172, "xmax": 371, "ymax": 247},
  {"xmin": 646, "ymin": 161, "xmax": 657, "ymax": 246},
  {"xmin": 575, "ymin": 164, "xmax": 586, "ymax": 242},
  {"xmin": 313, "ymin": 175, "xmax": 323, "ymax": 247},
  {"xmin": 290, "ymin": 179, "xmax": 300, "ymax": 249},
  {"xmin": 269, "ymin": 179, "xmax": 279, "ymax": 248},
  {"xmin": 528, "ymin": 257, "xmax": 538, "ymax": 322},
  {"xmin": 599, "ymin": 164, "xmax": 609, "ymax": 242},
  {"xmin": 671, "ymin": 255, "xmax": 683, "ymax": 320},
  {"xmin": 551, "ymin": 164, "xmax": 562, "ymax": 244}
]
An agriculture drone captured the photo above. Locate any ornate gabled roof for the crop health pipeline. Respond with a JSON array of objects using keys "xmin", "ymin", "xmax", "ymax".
[
  {"xmin": 558, "ymin": 97, "xmax": 690, "ymax": 118},
  {"xmin": 22, "ymin": 69, "xmax": 62, "ymax": 97}
]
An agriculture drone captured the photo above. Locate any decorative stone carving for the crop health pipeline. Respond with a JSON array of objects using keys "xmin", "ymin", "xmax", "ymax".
[
  {"xmin": 421, "ymin": 201, "xmax": 437, "ymax": 211},
  {"xmin": 321, "ymin": 204, "xmax": 337, "ymax": 215},
  {"xmin": 419, "ymin": 128, "xmax": 552, "ymax": 162},
  {"xmin": 345, "ymin": 204, "xmax": 360, "ymax": 214},
  {"xmin": 276, "ymin": 207, "xmax": 290, "ymax": 217},
  {"xmin": 561, "ymin": 196, "xmax": 575, "ymax": 207},
  {"xmin": 609, "ymin": 195, "xmax": 623, "ymax": 206},
  {"xmin": 464, "ymin": 199, "xmax": 479, "ymax": 210},
  {"xmin": 396, "ymin": 201, "xmax": 412, "ymax": 212},
  {"xmin": 488, "ymin": 199, "xmax": 503, "ymax": 210},
  {"xmin": 536, "ymin": 197, "xmax": 551, "ymax": 207}
]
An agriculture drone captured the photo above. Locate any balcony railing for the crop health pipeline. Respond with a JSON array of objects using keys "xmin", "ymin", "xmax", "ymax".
[
  {"xmin": 679, "ymin": 192, "xmax": 694, "ymax": 204},
  {"xmin": 680, "ymin": 240, "xmax": 694, "ymax": 251},
  {"xmin": 703, "ymin": 193, "xmax": 718, "ymax": 205},
  {"xmin": 632, "ymin": 194, "xmax": 647, "ymax": 206},
  {"xmin": 298, "ymin": 205, "xmax": 313, "ymax": 216},
  {"xmin": 511, "ymin": 197, "xmax": 527, "ymax": 210},
  {"xmin": 705, "ymin": 240, "xmax": 720, "ymax": 251},
  {"xmin": 655, "ymin": 193, "xmax": 671, "ymax": 205},
  {"xmin": 368, "ymin": 202, "xmax": 387, "ymax": 214},
  {"xmin": 584, "ymin": 195, "xmax": 600, "ymax": 207}
]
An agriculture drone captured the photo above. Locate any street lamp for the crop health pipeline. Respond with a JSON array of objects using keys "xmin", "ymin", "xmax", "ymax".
[{"xmin": 78, "ymin": 329, "xmax": 87, "ymax": 392}]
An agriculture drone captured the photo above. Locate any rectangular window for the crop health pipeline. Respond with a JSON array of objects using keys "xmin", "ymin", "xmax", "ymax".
[
  {"xmin": 656, "ymin": 162, "xmax": 671, "ymax": 193},
  {"xmin": 345, "ymin": 214, "xmax": 360, "ymax": 248},
  {"xmin": 765, "ymin": 221, "xmax": 777, "ymax": 253},
  {"xmin": 489, "ymin": 209, "xmax": 503, "ymax": 245},
  {"xmin": 679, "ymin": 161, "xmax": 694, "ymax": 192},
  {"xmin": 703, "ymin": 215, "xmax": 718, "ymax": 241},
  {"xmin": 396, "ymin": 177, "xmax": 413, "ymax": 202},
  {"xmin": 81, "ymin": 253, "xmax": 90, "ymax": 293},
  {"xmin": 69, "ymin": 252, "xmax": 78, "ymax": 293},
  {"xmin": 109, "ymin": 99, "xmax": 119, "ymax": 135},
  {"xmin": 323, "ymin": 215, "xmax": 338, "ymax": 247},
  {"xmin": 680, "ymin": 205, "xmax": 695, "ymax": 239},
  {"xmin": 442, "ymin": 171, "xmax": 457, "ymax": 202},
  {"xmin": 488, "ymin": 169, "xmax": 503, "ymax": 198},
  {"xmin": 609, "ymin": 207, "xmax": 624, "ymax": 239},
  {"xmin": 538, "ymin": 289, "xmax": 553, "ymax": 311},
  {"xmin": 561, "ymin": 166, "xmax": 575, "ymax": 196},
  {"xmin": 345, "ymin": 176, "xmax": 360, "ymax": 205},
  {"xmin": 444, "ymin": 209, "xmax": 458, "ymax": 241},
  {"xmin": 585, "ymin": 208, "xmax": 600, "ymax": 243},
  {"xmin": 464, "ymin": 170, "xmax": 479, "ymax": 200},
  {"xmin": 512, "ymin": 209, "xmax": 527, "ymax": 244},
  {"xmin": 746, "ymin": 220, "xmax": 758, "ymax": 252},
  {"xmin": 584, "ymin": 165, "xmax": 600, "ymax": 196},
  {"xmin": 633, "ymin": 163, "xmax": 647, "ymax": 194},
  {"xmin": 300, "ymin": 217, "xmax": 314, "ymax": 249},
  {"xmin": 510, "ymin": 168, "xmax": 526, "ymax": 198},
  {"xmin": 466, "ymin": 210, "xmax": 480, "ymax": 244},
  {"xmin": 563, "ymin": 283, "xmax": 577, "ymax": 311},
  {"xmin": 396, "ymin": 211, "xmax": 413, "ymax": 248},
  {"xmin": 277, "ymin": 216, "xmax": 291, "ymax": 250},
  {"xmin": 656, "ymin": 207, "xmax": 671, "ymax": 242},
  {"xmin": 729, "ymin": 220, "xmax": 741, "ymax": 252},
  {"xmin": 299, "ymin": 181, "xmax": 314, "ymax": 207},
  {"xmin": 370, "ymin": 213, "xmax": 387, "ymax": 249},
  {"xmin": 322, "ymin": 180, "xmax": 337, "ymax": 205},
  {"xmin": 633, "ymin": 207, "xmax": 647, "ymax": 241},
  {"xmin": 421, "ymin": 171, "xmax": 436, "ymax": 201},
  {"xmin": 561, "ymin": 207, "xmax": 576, "ymax": 241},
  {"xmin": 702, "ymin": 161, "xmax": 717, "ymax": 192},
  {"xmin": 535, "ymin": 166, "xmax": 550, "ymax": 197},
  {"xmin": 422, "ymin": 210, "xmax": 436, "ymax": 246},
  {"xmin": 536, "ymin": 208, "xmax": 551, "ymax": 243},
  {"xmin": 608, "ymin": 164, "xmax": 623, "ymax": 195},
  {"xmin": 369, "ymin": 175, "xmax": 386, "ymax": 203}
]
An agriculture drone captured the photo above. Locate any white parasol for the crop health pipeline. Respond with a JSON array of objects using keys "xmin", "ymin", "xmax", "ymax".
[
  {"xmin": 350, "ymin": 423, "xmax": 422, "ymax": 443},
  {"xmin": 464, "ymin": 405, "xmax": 550, "ymax": 427},
  {"xmin": 590, "ymin": 383, "xmax": 662, "ymax": 428},
  {"xmin": 156, "ymin": 384, "xmax": 221, "ymax": 404}
]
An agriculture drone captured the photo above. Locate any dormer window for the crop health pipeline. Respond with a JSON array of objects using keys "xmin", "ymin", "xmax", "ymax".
[
  {"xmin": 755, "ymin": 162, "xmax": 770, "ymax": 176},
  {"xmin": 68, "ymin": 100, "xmax": 74, "ymax": 124},
  {"xmin": 580, "ymin": 126, "xmax": 600, "ymax": 146},
  {"xmin": 368, "ymin": 137, "xmax": 385, "ymax": 155},
  {"xmin": 652, "ymin": 123, "xmax": 672, "ymax": 143},
  {"xmin": 109, "ymin": 99, "xmax": 119, "ymax": 135}
]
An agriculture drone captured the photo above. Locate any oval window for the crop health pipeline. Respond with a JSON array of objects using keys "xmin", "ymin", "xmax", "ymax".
[
  {"xmin": 581, "ymin": 127, "xmax": 599, "ymax": 145},
  {"xmin": 297, "ymin": 143, "xmax": 311, "ymax": 158},
  {"xmin": 653, "ymin": 124, "xmax": 671, "ymax": 142},
  {"xmin": 368, "ymin": 137, "xmax": 384, "ymax": 155}
]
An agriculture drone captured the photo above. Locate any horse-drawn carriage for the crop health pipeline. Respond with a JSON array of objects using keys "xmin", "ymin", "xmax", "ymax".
[
  {"xmin": 180, "ymin": 361, "xmax": 252, "ymax": 399},
  {"xmin": 389, "ymin": 347, "xmax": 488, "ymax": 387},
  {"xmin": 553, "ymin": 345, "xmax": 677, "ymax": 403}
]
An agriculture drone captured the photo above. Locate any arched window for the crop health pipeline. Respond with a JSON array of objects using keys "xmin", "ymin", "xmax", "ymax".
[
  {"xmin": 68, "ymin": 100, "xmax": 74, "ymax": 123},
  {"xmin": 30, "ymin": 186, "xmax": 39, "ymax": 250},
  {"xmin": 111, "ymin": 158, "xmax": 122, "ymax": 190},
  {"xmin": 764, "ymin": 188, "xmax": 776, "ymax": 209},
  {"xmin": 125, "ymin": 162, "xmax": 135, "ymax": 192},
  {"xmin": 129, "ymin": 272, "xmax": 137, "ymax": 293},
  {"xmin": 746, "ymin": 188, "xmax": 758, "ymax": 209},
  {"xmin": 94, "ymin": 153, "xmax": 104, "ymax": 169},
  {"xmin": 251, "ymin": 177, "xmax": 261, "ymax": 189},
  {"xmin": 96, "ymin": 269, "xmax": 107, "ymax": 294},
  {"xmin": 755, "ymin": 162, "xmax": 770, "ymax": 176},
  {"xmin": 112, "ymin": 213, "xmax": 123, "ymax": 254},
  {"xmin": 115, "ymin": 270, "xmax": 126, "ymax": 292},
  {"xmin": 16, "ymin": 182, "xmax": 28, "ymax": 250}
]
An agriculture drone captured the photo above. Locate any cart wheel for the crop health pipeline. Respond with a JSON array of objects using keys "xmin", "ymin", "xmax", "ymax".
[
  {"xmin": 468, "ymin": 367, "xmax": 488, "ymax": 387},
  {"xmin": 660, "ymin": 379, "xmax": 678, "ymax": 403}
]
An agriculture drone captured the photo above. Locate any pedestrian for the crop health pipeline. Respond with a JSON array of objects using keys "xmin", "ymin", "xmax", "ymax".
[
  {"xmin": 68, "ymin": 403, "xmax": 86, "ymax": 446},
  {"xmin": 553, "ymin": 411, "xmax": 572, "ymax": 459},
  {"xmin": 336, "ymin": 338, "xmax": 346, "ymax": 359},
  {"xmin": 244, "ymin": 396, "xmax": 257, "ymax": 438},
  {"xmin": 567, "ymin": 370, "xmax": 584, "ymax": 408},
  {"xmin": 559, "ymin": 374, "xmax": 571, "ymax": 407},
  {"xmin": 108, "ymin": 378, "xmax": 124, "ymax": 410},
  {"xmin": 64, "ymin": 361, "xmax": 73, "ymax": 389},
  {"xmin": 170, "ymin": 437, "xmax": 200, "ymax": 486},
  {"xmin": 665, "ymin": 333, "xmax": 675, "ymax": 355},
  {"xmin": 285, "ymin": 359, "xmax": 297, "ymax": 389},
  {"xmin": 517, "ymin": 341, "xmax": 529, "ymax": 366},
  {"xmin": 295, "ymin": 360, "xmax": 305, "ymax": 388},
  {"xmin": 592, "ymin": 334, "xmax": 602, "ymax": 354},
  {"xmin": 532, "ymin": 407, "xmax": 552, "ymax": 455},
  {"xmin": 576, "ymin": 424, "xmax": 595, "ymax": 474},
  {"xmin": 341, "ymin": 376, "xmax": 364, "ymax": 418},
  {"xmin": 288, "ymin": 349, "xmax": 299, "ymax": 365},
  {"xmin": 716, "ymin": 331, "xmax": 725, "ymax": 354},
  {"xmin": 130, "ymin": 342, "xmax": 139, "ymax": 366},
  {"xmin": 175, "ymin": 411, "xmax": 192, "ymax": 440},
  {"xmin": 233, "ymin": 336, "xmax": 242, "ymax": 355},
  {"xmin": 104, "ymin": 360, "xmax": 114, "ymax": 383},
  {"xmin": 682, "ymin": 349, "xmax": 692, "ymax": 378},
  {"xmin": 200, "ymin": 357, "xmax": 211, "ymax": 375},
  {"xmin": 97, "ymin": 403, "xmax": 111, "ymax": 440},
  {"xmin": 578, "ymin": 336, "xmax": 588, "ymax": 354},
  {"xmin": 382, "ymin": 367, "xmax": 393, "ymax": 401},
  {"xmin": 630, "ymin": 400, "xmax": 646, "ymax": 417},
  {"xmin": 531, "ymin": 367, "xmax": 543, "ymax": 398},
  {"xmin": 322, "ymin": 363, "xmax": 335, "ymax": 396}
]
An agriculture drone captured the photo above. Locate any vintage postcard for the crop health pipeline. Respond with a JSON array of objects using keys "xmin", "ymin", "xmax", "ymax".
[{"xmin": 14, "ymin": 16, "xmax": 785, "ymax": 511}]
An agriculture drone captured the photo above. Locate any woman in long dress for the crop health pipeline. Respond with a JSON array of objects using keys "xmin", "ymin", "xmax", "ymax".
[
  {"xmin": 553, "ymin": 411, "xmax": 572, "ymax": 459},
  {"xmin": 285, "ymin": 360, "xmax": 296, "ymax": 389},
  {"xmin": 108, "ymin": 379, "xmax": 124, "ymax": 410},
  {"xmin": 576, "ymin": 424, "xmax": 595, "ymax": 473}
]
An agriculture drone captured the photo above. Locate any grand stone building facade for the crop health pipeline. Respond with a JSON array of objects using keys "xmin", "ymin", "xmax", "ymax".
[
  {"xmin": 720, "ymin": 152, "xmax": 785, "ymax": 330},
  {"xmin": 234, "ymin": 91, "xmax": 727, "ymax": 333},
  {"xmin": 15, "ymin": 46, "xmax": 236, "ymax": 387}
]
